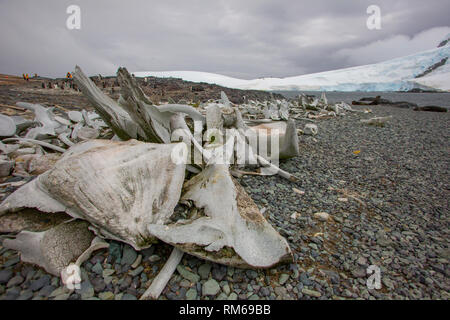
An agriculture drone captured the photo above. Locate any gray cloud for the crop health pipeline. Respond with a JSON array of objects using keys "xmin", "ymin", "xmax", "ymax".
[{"xmin": 0, "ymin": 0, "xmax": 449, "ymax": 78}]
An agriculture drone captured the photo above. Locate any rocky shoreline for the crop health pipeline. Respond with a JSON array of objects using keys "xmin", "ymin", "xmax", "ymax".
[{"xmin": 0, "ymin": 75, "xmax": 449, "ymax": 300}]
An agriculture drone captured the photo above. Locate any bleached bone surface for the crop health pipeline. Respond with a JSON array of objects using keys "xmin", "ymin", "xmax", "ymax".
[
  {"xmin": 0, "ymin": 114, "xmax": 17, "ymax": 137},
  {"xmin": 3, "ymin": 220, "xmax": 94, "ymax": 276},
  {"xmin": 247, "ymin": 119, "xmax": 299, "ymax": 160},
  {"xmin": 0, "ymin": 139, "xmax": 187, "ymax": 250},
  {"xmin": 304, "ymin": 123, "xmax": 318, "ymax": 136},
  {"xmin": 147, "ymin": 164, "xmax": 292, "ymax": 268}
]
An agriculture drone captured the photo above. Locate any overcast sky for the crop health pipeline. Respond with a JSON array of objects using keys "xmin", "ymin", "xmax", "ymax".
[{"xmin": 0, "ymin": 0, "xmax": 449, "ymax": 78}]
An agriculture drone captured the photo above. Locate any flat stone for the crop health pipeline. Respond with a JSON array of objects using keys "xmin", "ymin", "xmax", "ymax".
[
  {"xmin": 7, "ymin": 275, "xmax": 24, "ymax": 288},
  {"xmin": 92, "ymin": 262, "xmax": 103, "ymax": 275},
  {"xmin": 227, "ymin": 292, "xmax": 238, "ymax": 300},
  {"xmin": 186, "ymin": 288, "xmax": 197, "ymax": 300},
  {"xmin": 202, "ymin": 279, "xmax": 220, "ymax": 296},
  {"xmin": 122, "ymin": 293, "xmax": 137, "ymax": 300},
  {"xmin": 177, "ymin": 265, "xmax": 200, "ymax": 283},
  {"xmin": 17, "ymin": 290, "xmax": 34, "ymax": 300},
  {"xmin": 99, "ymin": 291, "xmax": 115, "ymax": 300},
  {"xmin": 37, "ymin": 285, "xmax": 55, "ymax": 297},
  {"xmin": 278, "ymin": 274, "xmax": 289, "ymax": 285},
  {"xmin": 122, "ymin": 245, "xmax": 137, "ymax": 266},
  {"xmin": 29, "ymin": 275, "xmax": 51, "ymax": 291},
  {"xmin": 212, "ymin": 266, "xmax": 227, "ymax": 281},
  {"xmin": 77, "ymin": 281, "xmax": 94, "ymax": 299},
  {"xmin": 246, "ymin": 270, "xmax": 258, "ymax": 279},
  {"xmin": 108, "ymin": 242, "xmax": 122, "ymax": 263},
  {"xmin": 302, "ymin": 288, "xmax": 322, "ymax": 298},
  {"xmin": 314, "ymin": 212, "xmax": 330, "ymax": 222},
  {"xmin": 198, "ymin": 264, "xmax": 212, "ymax": 280},
  {"xmin": 3, "ymin": 255, "xmax": 20, "ymax": 267},
  {"xmin": 148, "ymin": 255, "xmax": 161, "ymax": 263},
  {"xmin": 129, "ymin": 266, "xmax": 144, "ymax": 277},
  {"xmin": 102, "ymin": 268, "xmax": 115, "ymax": 278},
  {"xmin": 217, "ymin": 293, "xmax": 228, "ymax": 300},
  {"xmin": 50, "ymin": 287, "xmax": 70, "ymax": 297},
  {"xmin": 0, "ymin": 269, "xmax": 13, "ymax": 284},
  {"xmin": 53, "ymin": 293, "xmax": 71, "ymax": 300},
  {"xmin": 222, "ymin": 283, "xmax": 231, "ymax": 295}
]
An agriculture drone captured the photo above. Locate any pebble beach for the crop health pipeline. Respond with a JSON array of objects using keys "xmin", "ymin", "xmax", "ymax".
[{"xmin": 1, "ymin": 87, "xmax": 449, "ymax": 300}]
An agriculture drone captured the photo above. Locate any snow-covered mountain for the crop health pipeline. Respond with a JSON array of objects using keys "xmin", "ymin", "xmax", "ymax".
[{"xmin": 134, "ymin": 38, "xmax": 450, "ymax": 92}]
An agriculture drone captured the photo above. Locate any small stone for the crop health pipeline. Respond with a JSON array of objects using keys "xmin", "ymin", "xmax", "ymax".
[
  {"xmin": 148, "ymin": 255, "xmax": 161, "ymax": 263},
  {"xmin": 0, "ymin": 269, "xmax": 13, "ymax": 284},
  {"xmin": 122, "ymin": 293, "xmax": 137, "ymax": 300},
  {"xmin": 99, "ymin": 291, "xmax": 115, "ymax": 300},
  {"xmin": 314, "ymin": 212, "xmax": 329, "ymax": 222},
  {"xmin": 186, "ymin": 288, "xmax": 197, "ymax": 300},
  {"xmin": 246, "ymin": 270, "xmax": 258, "ymax": 279},
  {"xmin": 177, "ymin": 265, "xmax": 200, "ymax": 283},
  {"xmin": 50, "ymin": 287, "xmax": 70, "ymax": 297},
  {"xmin": 102, "ymin": 268, "xmax": 115, "ymax": 278},
  {"xmin": 202, "ymin": 279, "xmax": 220, "ymax": 296},
  {"xmin": 38, "ymin": 285, "xmax": 55, "ymax": 297},
  {"xmin": 131, "ymin": 255, "xmax": 142, "ymax": 269},
  {"xmin": 357, "ymin": 256, "xmax": 368, "ymax": 265},
  {"xmin": 212, "ymin": 266, "xmax": 226, "ymax": 281},
  {"xmin": 108, "ymin": 242, "xmax": 122, "ymax": 263},
  {"xmin": 278, "ymin": 274, "xmax": 289, "ymax": 285},
  {"xmin": 198, "ymin": 264, "xmax": 212, "ymax": 280},
  {"xmin": 223, "ymin": 283, "xmax": 231, "ymax": 295},
  {"xmin": 92, "ymin": 262, "xmax": 103, "ymax": 275},
  {"xmin": 122, "ymin": 245, "xmax": 137, "ymax": 266},
  {"xmin": 249, "ymin": 294, "xmax": 260, "ymax": 300},
  {"xmin": 53, "ymin": 293, "xmax": 71, "ymax": 300},
  {"xmin": 17, "ymin": 290, "xmax": 34, "ymax": 300},
  {"xmin": 217, "ymin": 293, "xmax": 228, "ymax": 300},
  {"xmin": 129, "ymin": 266, "xmax": 144, "ymax": 277},
  {"xmin": 77, "ymin": 281, "xmax": 94, "ymax": 299},
  {"xmin": 302, "ymin": 288, "xmax": 321, "ymax": 298},
  {"xmin": 227, "ymin": 292, "xmax": 238, "ymax": 300},
  {"xmin": 7, "ymin": 275, "xmax": 24, "ymax": 288},
  {"xmin": 3, "ymin": 255, "xmax": 20, "ymax": 268},
  {"xmin": 30, "ymin": 275, "xmax": 51, "ymax": 291}
]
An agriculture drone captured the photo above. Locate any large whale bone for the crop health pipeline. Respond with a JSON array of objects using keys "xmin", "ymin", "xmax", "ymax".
[
  {"xmin": 147, "ymin": 164, "xmax": 293, "ymax": 269},
  {"xmin": 0, "ymin": 139, "xmax": 187, "ymax": 250},
  {"xmin": 73, "ymin": 66, "xmax": 142, "ymax": 140}
]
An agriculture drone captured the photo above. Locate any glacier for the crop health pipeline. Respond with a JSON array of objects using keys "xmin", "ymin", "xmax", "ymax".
[{"xmin": 134, "ymin": 42, "xmax": 450, "ymax": 92}]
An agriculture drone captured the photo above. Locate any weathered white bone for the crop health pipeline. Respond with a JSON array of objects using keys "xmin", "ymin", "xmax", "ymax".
[
  {"xmin": 147, "ymin": 164, "xmax": 292, "ymax": 268},
  {"xmin": 0, "ymin": 114, "xmax": 17, "ymax": 137},
  {"xmin": 140, "ymin": 247, "xmax": 184, "ymax": 300},
  {"xmin": 68, "ymin": 111, "xmax": 83, "ymax": 123},
  {"xmin": 73, "ymin": 66, "xmax": 141, "ymax": 140},
  {"xmin": 2, "ymin": 137, "xmax": 66, "ymax": 153},
  {"xmin": 304, "ymin": 123, "xmax": 318, "ymax": 136},
  {"xmin": 76, "ymin": 126, "xmax": 100, "ymax": 140},
  {"xmin": 2, "ymin": 220, "xmax": 94, "ymax": 276},
  {"xmin": 16, "ymin": 102, "xmax": 66, "ymax": 139},
  {"xmin": 0, "ymin": 140, "xmax": 187, "ymax": 250},
  {"xmin": 361, "ymin": 116, "xmax": 392, "ymax": 125}
]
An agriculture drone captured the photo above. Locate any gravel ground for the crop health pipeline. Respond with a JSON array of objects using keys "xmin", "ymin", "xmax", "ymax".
[{"xmin": 0, "ymin": 104, "xmax": 449, "ymax": 300}]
